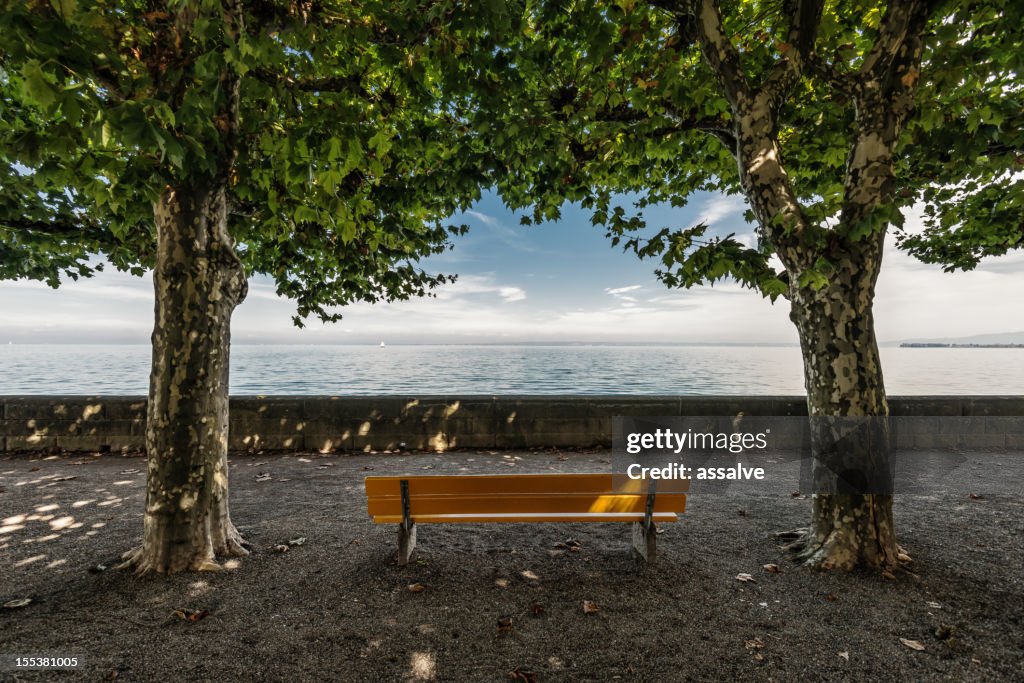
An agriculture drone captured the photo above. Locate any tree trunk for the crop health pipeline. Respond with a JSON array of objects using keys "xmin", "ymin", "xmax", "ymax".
[
  {"xmin": 783, "ymin": 236, "xmax": 900, "ymax": 571},
  {"xmin": 119, "ymin": 182, "xmax": 248, "ymax": 574}
]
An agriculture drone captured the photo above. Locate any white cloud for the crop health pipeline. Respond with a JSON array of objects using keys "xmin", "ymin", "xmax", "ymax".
[
  {"xmin": 463, "ymin": 209, "xmax": 499, "ymax": 227},
  {"xmin": 699, "ymin": 195, "xmax": 746, "ymax": 226}
]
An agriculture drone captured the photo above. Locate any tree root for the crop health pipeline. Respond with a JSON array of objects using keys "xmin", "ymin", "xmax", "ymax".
[
  {"xmin": 115, "ymin": 546, "xmax": 225, "ymax": 575},
  {"xmin": 214, "ymin": 523, "xmax": 251, "ymax": 558},
  {"xmin": 776, "ymin": 526, "xmax": 904, "ymax": 572}
]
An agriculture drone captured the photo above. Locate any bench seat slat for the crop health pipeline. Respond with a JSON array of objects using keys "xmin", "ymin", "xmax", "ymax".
[
  {"xmin": 365, "ymin": 473, "xmax": 688, "ymax": 497},
  {"xmin": 367, "ymin": 493, "xmax": 686, "ymax": 517},
  {"xmin": 371, "ymin": 512, "xmax": 681, "ymax": 524}
]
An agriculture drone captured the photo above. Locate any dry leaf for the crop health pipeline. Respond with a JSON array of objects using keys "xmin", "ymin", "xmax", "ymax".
[
  {"xmin": 531, "ymin": 602, "xmax": 544, "ymax": 617},
  {"xmin": 273, "ymin": 544, "xmax": 289, "ymax": 553},
  {"xmin": 407, "ymin": 583, "xmax": 426, "ymax": 593},
  {"xmin": 926, "ymin": 601, "xmax": 942, "ymax": 609},
  {"xmin": 745, "ymin": 638, "xmax": 765, "ymax": 650},
  {"xmin": 762, "ymin": 564, "xmax": 780, "ymax": 573},
  {"xmin": 838, "ymin": 651, "xmax": 849, "ymax": 661},
  {"xmin": 521, "ymin": 570, "xmax": 539, "ymax": 581},
  {"xmin": 753, "ymin": 652, "xmax": 765, "ymax": 662},
  {"xmin": 824, "ymin": 593, "xmax": 838, "ymax": 602},
  {"xmin": 255, "ymin": 472, "xmax": 272, "ymax": 482},
  {"xmin": 736, "ymin": 573, "xmax": 756, "ymax": 583},
  {"xmin": 171, "ymin": 608, "xmax": 209, "ymax": 622},
  {"xmin": 3, "ymin": 598, "xmax": 32, "ymax": 609},
  {"xmin": 900, "ymin": 638, "xmax": 926, "ymax": 651},
  {"xmin": 494, "ymin": 578, "xmax": 511, "ymax": 588},
  {"xmin": 968, "ymin": 493, "xmax": 983, "ymax": 500},
  {"xmin": 582, "ymin": 600, "xmax": 600, "ymax": 614},
  {"xmin": 497, "ymin": 616, "xmax": 514, "ymax": 634},
  {"xmin": 288, "ymin": 537, "xmax": 306, "ymax": 547},
  {"xmin": 508, "ymin": 666, "xmax": 538, "ymax": 682}
]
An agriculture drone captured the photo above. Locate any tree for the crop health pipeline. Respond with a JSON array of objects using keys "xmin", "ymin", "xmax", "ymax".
[
  {"xmin": 0, "ymin": 0, "xmax": 502, "ymax": 573},
  {"xmin": 460, "ymin": 0, "xmax": 1021, "ymax": 569}
]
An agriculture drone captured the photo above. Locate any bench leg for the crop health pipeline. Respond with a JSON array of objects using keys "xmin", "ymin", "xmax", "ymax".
[
  {"xmin": 632, "ymin": 521, "xmax": 657, "ymax": 563},
  {"xmin": 398, "ymin": 521, "xmax": 417, "ymax": 566}
]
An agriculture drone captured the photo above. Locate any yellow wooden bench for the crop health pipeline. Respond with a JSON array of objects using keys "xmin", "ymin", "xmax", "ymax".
[{"xmin": 365, "ymin": 473, "xmax": 688, "ymax": 565}]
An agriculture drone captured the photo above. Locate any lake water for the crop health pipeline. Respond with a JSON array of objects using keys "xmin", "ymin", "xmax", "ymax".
[{"xmin": 0, "ymin": 344, "xmax": 1019, "ymax": 395}]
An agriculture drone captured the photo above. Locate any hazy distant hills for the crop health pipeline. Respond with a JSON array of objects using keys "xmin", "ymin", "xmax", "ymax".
[{"xmin": 898, "ymin": 331, "xmax": 1024, "ymax": 346}]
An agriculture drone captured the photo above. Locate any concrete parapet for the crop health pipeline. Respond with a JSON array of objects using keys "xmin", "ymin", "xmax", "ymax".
[{"xmin": 1, "ymin": 395, "xmax": 1022, "ymax": 453}]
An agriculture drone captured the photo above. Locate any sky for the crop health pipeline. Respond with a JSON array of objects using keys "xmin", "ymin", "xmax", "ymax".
[{"xmin": 1, "ymin": 190, "xmax": 1022, "ymax": 345}]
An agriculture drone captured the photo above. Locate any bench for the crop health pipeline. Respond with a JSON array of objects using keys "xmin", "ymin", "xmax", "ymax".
[{"xmin": 365, "ymin": 473, "xmax": 688, "ymax": 565}]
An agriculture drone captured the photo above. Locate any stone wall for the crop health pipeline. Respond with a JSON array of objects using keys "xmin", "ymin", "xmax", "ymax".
[{"xmin": 1, "ymin": 395, "xmax": 1022, "ymax": 453}]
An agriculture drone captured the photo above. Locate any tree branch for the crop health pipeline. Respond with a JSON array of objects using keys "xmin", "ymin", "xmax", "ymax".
[{"xmin": 759, "ymin": 0, "xmax": 824, "ymax": 106}]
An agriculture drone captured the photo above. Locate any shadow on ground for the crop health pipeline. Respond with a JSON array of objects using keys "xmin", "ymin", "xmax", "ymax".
[{"xmin": 1, "ymin": 450, "xmax": 1022, "ymax": 682}]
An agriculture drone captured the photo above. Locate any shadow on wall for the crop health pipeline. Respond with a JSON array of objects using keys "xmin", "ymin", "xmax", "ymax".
[{"xmin": 1, "ymin": 396, "xmax": 1022, "ymax": 454}]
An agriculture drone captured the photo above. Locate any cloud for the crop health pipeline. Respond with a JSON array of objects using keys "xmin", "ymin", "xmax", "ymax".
[
  {"xmin": 699, "ymin": 195, "xmax": 746, "ymax": 226},
  {"xmin": 605, "ymin": 285, "xmax": 643, "ymax": 295},
  {"xmin": 463, "ymin": 209, "xmax": 499, "ymax": 227}
]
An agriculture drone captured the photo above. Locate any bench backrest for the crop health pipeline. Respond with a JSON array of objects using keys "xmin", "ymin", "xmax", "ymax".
[{"xmin": 365, "ymin": 473, "xmax": 687, "ymax": 523}]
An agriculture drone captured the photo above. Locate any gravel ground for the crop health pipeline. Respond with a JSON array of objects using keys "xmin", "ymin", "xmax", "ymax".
[{"xmin": 1, "ymin": 449, "xmax": 1022, "ymax": 682}]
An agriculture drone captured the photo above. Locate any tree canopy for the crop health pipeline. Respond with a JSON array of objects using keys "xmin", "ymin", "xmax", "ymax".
[
  {"xmin": 0, "ymin": 0, "xmax": 512, "ymax": 321},
  {"xmin": 459, "ymin": 0, "xmax": 1022, "ymax": 294}
]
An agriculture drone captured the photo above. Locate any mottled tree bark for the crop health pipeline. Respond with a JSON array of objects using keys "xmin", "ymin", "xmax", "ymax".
[
  {"xmin": 119, "ymin": 182, "xmax": 248, "ymax": 574},
  {"xmin": 782, "ymin": 233, "xmax": 899, "ymax": 571},
  {"xmin": 690, "ymin": 0, "xmax": 932, "ymax": 571}
]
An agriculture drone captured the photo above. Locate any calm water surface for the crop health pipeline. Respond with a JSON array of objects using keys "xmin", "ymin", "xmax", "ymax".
[{"xmin": 0, "ymin": 344, "xmax": 1019, "ymax": 395}]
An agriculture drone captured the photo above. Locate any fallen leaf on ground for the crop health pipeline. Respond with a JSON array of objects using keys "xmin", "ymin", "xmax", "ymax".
[
  {"xmin": 927, "ymin": 601, "xmax": 942, "ymax": 609},
  {"xmin": 119, "ymin": 469, "xmax": 139, "ymax": 475},
  {"xmin": 968, "ymin": 493, "xmax": 983, "ymax": 500},
  {"xmin": 88, "ymin": 564, "xmax": 108, "ymax": 574},
  {"xmin": 407, "ymin": 583, "xmax": 426, "ymax": 593},
  {"xmin": 255, "ymin": 472, "xmax": 272, "ymax": 482},
  {"xmin": 882, "ymin": 570, "xmax": 897, "ymax": 580},
  {"xmin": 521, "ymin": 570, "xmax": 539, "ymax": 581},
  {"xmin": 273, "ymin": 544, "xmax": 289, "ymax": 553},
  {"xmin": 745, "ymin": 638, "xmax": 765, "ymax": 650},
  {"xmin": 738, "ymin": 508, "xmax": 748, "ymax": 516},
  {"xmin": 753, "ymin": 652, "xmax": 765, "ymax": 662},
  {"xmin": 171, "ymin": 608, "xmax": 209, "ymax": 622},
  {"xmin": 3, "ymin": 598, "xmax": 32, "ymax": 609},
  {"xmin": 494, "ymin": 578, "xmax": 510, "ymax": 588},
  {"xmin": 736, "ymin": 573, "xmax": 756, "ymax": 583},
  {"xmin": 508, "ymin": 666, "xmax": 538, "ymax": 682},
  {"xmin": 838, "ymin": 651, "xmax": 849, "ymax": 661},
  {"xmin": 900, "ymin": 638, "xmax": 926, "ymax": 651},
  {"xmin": 762, "ymin": 564, "xmax": 780, "ymax": 573},
  {"xmin": 287, "ymin": 537, "xmax": 306, "ymax": 547},
  {"xmin": 582, "ymin": 600, "xmax": 600, "ymax": 614},
  {"xmin": 362, "ymin": 466, "xmax": 375, "ymax": 471},
  {"xmin": 823, "ymin": 593, "xmax": 838, "ymax": 602},
  {"xmin": 531, "ymin": 602, "xmax": 544, "ymax": 616},
  {"xmin": 496, "ymin": 616, "xmax": 514, "ymax": 634}
]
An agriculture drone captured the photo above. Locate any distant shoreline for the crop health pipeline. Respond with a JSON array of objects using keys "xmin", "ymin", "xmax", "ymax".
[{"xmin": 900, "ymin": 343, "xmax": 1024, "ymax": 348}]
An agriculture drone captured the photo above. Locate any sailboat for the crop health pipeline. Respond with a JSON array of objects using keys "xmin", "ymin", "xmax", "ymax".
[{"xmin": 379, "ymin": 341, "xmax": 386, "ymax": 348}]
